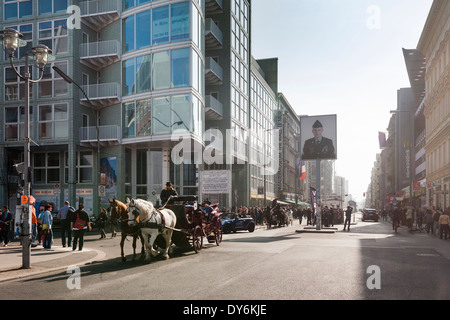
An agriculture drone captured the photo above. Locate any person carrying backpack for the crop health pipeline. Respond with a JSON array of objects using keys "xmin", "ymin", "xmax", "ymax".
[{"xmin": 71, "ymin": 203, "xmax": 91, "ymax": 251}]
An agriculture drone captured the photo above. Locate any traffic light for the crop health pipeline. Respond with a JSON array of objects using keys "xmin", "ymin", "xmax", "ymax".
[{"xmin": 363, "ymin": 192, "xmax": 366, "ymax": 197}]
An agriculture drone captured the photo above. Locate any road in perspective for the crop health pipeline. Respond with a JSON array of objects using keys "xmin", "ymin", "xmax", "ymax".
[{"xmin": 1, "ymin": 211, "xmax": 449, "ymax": 302}]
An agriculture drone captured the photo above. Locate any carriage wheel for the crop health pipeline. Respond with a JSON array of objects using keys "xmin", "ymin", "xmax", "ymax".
[
  {"xmin": 193, "ymin": 225, "xmax": 203, "ymax": 253},
  {"xmin": 214, "ymin": 222, "xmax": 223, "ymax": 246}
]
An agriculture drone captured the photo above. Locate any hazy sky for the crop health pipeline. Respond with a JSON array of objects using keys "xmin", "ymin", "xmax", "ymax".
[{"xmin": 251, "ymin": 0, "xmax": 433, "ymax": 202}]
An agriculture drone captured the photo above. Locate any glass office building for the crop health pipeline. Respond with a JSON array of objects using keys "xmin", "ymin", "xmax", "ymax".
[{"xmin": 1, "ymin": 0, "xmax": 283, "ymax": 215}]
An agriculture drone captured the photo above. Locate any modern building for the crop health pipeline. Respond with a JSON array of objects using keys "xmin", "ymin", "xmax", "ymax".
[
  {"xmin": 276, "ymin": 92, "xmax": 305, "ymax": 206},
  {"xmin": 402, "ymin": 48, "xmax": 427, "ymax": 208},
  {"xmin": 417, "ymin": 0, "xmax": 450, "ymax": 210},
  {"xmin": 0, "ymin": 0, "xmax": 290, "ymax": 215}
]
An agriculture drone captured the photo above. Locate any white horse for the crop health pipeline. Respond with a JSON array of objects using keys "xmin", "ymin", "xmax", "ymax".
[{"xmin": 126, "ymin": 198, "xmax": 177, "ymax": 262}]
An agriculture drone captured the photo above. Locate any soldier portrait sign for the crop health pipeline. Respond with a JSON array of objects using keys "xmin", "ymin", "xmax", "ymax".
[{"xmin": 300, "ymin": 115, "xmax": 337, "ymax": 160}]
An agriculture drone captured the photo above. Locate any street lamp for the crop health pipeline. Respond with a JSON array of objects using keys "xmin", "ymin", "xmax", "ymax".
[{"xmin": 1, "ymin": 29, "xmax": 54, "ymax": 269}]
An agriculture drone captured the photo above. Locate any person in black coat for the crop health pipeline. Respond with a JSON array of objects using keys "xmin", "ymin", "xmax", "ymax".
[
  {"xmin": 343, "ymin": 206, "xmax": 353, "ymax": 231},
  {"xmin": 160, "ymin": 182, "xmax": 178, "ymax": 205},
  {"xmin": 0, "ymin": 206, "xmax": 12, "ymax": 246}
]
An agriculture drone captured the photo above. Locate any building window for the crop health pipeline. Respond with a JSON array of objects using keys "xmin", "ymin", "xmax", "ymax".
[
  {"xmin": 171, "ymin": 48, "xmax": 190, "ymax": 88},
  {"xmin": 136, "ymin": 10, "xmax": 151, "ymax": 50},
  {"xmin": 4, "ymin": 0, "xmax": 32, "ymax": 20},
  {"xmin": 123, "ymin": 3, "xmax": 191, "ymax": 53},
  {"xmin": 38, "ymin": 0, "xmax": 67, "ymax": 15},
  {"xmin": 64, "ymin": 151, "xmax": 93, "ymax": 184},
  {"xmin": 152, "ymin": 50, "xmax": 170, "ymax": 90},
  {"xmin": 136, "ymin": 55, "xmax": 151, "ymax": 93},
  {"xmin": 152, "ymin": 6, "xmax": 169, "ymax": 45},
  {"xmin": 39, "ymin": 19, "xmax": 68, "ymax": 55},
  {"xmin": 124, "ymin": 0, "xmax": 151, "ymax": 11},
  {"xmin": 4, "ymin": 65, "xmax": 30, "ymax": 102},
  {"xmin": 34, "ymin": 152, "xmax": 60, "ymax": 184},
  {"xmin": 171, "ymin": 2, "xmax": 190, "ymax": 42},
  {"xmin": 152, "ymin": 97, "xmax": 170, "ymax": 135},
  {"xmin": 38, "ymin": 61, "xmax": 68, "ymax": 98},
  {"xmin": 4, "ymin": 106, "xmax": 33, "ymax": 141},
  {"xmin": 38, "ymin": 103, "xmax": 68, "ymax": 140}
]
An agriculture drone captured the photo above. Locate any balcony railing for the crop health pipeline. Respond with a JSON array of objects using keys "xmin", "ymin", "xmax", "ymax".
[
  {"xmin": 205, "ymin": 19, "xmax": 223, "ymax": 49},
  {"xmin": 80, "ymin": 0, "xmax": 121, "ymax": 31},
  {"xmin": 205, "ymin": 95, "xmax": 223, "ymax": 120},
  {"xmin": 80, "ymin": 125, "xmax": 121, "ymax": 145},
  {"xmin": 80, "ymin": 83, "xmax": 121, "ymax": 108},
  {"xmin": 80, "ymin": 40, "xmax": 121, "ymax": 70},
  {"xmin": 205, "ymin": 57, "xmax": 223, "ymax": 85}
]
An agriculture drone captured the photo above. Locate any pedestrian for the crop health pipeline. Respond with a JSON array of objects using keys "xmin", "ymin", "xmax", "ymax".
[
  {"xmin": 107, "ymin": 207, "xmax": 117, "ymax": 238},
  {"xmin": 71, "ymin": 203, "xmax": 91, "ymax": 251},
  {"xmin": 37, "ymin": 207, "xmax": 44, "ymax": 245},
  {"xmin": 29, "ymin": 196, "xmax": 38, "ymax": 247},
  {"xmin": 330, "ymin": 206, "xmax": 335, "ymax": 227},
  {"xmin": 392, "ymin": 205, "xmax": 402, "ymax": 231},
  {"xmin": 41, "ymin": 204, "xmax": 53, "ymax": 250},
  {"xmin": 424, "ymin": 209, "xmax": 433, "ymax": 234},
  {"xmin": 438, "ymin": 209, "xmax": 449, "ymax": 240},
  {"xmin": 306, "ymin": 207, "xmax": 312, "ymax": 226},
  {"xmin": 432, "ymin": 208, "xmax": 441, "ymax": 236},
  {"xmin": 57, "ymin": 201, "xmax": 72, "ymax": 248},
  {"xmin": 0, "ymin": 206, "xmax": 12, "ymax": 246},
  {"xmin": 343, "ymin": 206, "xmax": 352, "ymax": 231},
  {"xmin": 97, "ymin": 208, "xmax": 107, "ymax": 239},
  {"xmin": 406, "ymin": 206, "xmax": 413, "ymax": 231}
]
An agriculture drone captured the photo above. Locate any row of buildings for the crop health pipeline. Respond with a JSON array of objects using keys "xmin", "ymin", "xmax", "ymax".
[
  {"xmin": 0, "ymin": 0, "xmax": 350, "ymax": 216},
  {"xmin": 366, "ymin": 0, "xmax": 449, "ymax": 211}
]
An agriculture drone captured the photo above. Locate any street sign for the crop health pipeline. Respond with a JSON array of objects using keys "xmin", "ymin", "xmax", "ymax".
[
  {"xmin": 21, "ymin": 195, "xmax": 28, "ymax": 204},
  {"xmin": 98, "ymin": 185, "xmax": 106, "ymax": 197}
]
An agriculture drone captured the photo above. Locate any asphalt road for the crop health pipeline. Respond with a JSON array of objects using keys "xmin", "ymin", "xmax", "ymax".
[{"xmin": 1, "ymin": 212, "xmax": 449, "ymax": 302}]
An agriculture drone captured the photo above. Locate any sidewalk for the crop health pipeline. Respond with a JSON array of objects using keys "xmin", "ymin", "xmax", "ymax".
[{"xmin": 0, "ymin": 236, "xmax": 106, "ymax": 283}]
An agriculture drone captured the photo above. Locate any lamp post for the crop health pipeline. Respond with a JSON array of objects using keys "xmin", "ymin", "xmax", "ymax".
[{"xmin": 1, "ymin": 29, "xmax": 54, "ymax": 269}]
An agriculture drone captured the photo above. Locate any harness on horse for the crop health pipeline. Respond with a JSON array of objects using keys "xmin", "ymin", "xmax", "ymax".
[{"xmin": 139, "ymin": 208, "xmax": 166, "ymax": 232}]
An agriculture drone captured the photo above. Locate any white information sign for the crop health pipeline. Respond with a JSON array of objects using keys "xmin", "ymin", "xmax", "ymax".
[{"xmin": 200, "ymin": 170, "xmax": 231, "ymax": 195}]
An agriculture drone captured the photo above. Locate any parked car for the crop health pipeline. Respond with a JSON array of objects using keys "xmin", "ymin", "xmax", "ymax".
[
  {"xmin": 220, "ymin": 212, "xmax": 255, "ymax": 233},
  {"xmin": 362, "ymin": 208, "xmax": 379, "ymax": 222}
]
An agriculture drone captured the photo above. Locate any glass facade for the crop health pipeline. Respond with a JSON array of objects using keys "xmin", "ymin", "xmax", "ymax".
[{"xmin": 123, "ymin": 2, "xmax": 190, "ymax": 53}]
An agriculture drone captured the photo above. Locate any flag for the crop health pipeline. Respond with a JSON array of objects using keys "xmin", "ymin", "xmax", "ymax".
[
  {"xmin": 378, "ymin": 131, "xmax": 387, "ymax": 149},
  {"xmin": 299, "ymin": 161, "xmax": 306, "ymax": 181}
]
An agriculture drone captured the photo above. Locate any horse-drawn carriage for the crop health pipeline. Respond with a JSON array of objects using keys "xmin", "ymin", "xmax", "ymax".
[
  {"xmin": 169, "ymin": 195, "xmax": 223, "ymax": 253},
  {"xmin": 264, "ymin": 202, "xmax": 290, "ymax": 229},
  {"xmin": 108, "ymin": 195, "xmax": 223, "ymax": 262}
]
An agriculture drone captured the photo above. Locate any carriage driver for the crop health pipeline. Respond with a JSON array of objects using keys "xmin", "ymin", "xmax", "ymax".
[{"xmin": 160, "ymin": 181, "xmax": 178, "ymax": 205}]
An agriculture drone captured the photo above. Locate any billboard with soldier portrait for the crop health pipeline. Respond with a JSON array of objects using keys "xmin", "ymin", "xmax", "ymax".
[{"xmin": 300, "ymin": 115, "xmax": 337, "ymax": 160}]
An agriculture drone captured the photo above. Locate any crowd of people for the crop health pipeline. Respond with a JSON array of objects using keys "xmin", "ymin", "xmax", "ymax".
[
  {"xmin": 0, "ymin": 198, "xmax": 94, "ymax": 251},
  {"xmin": 385, "ymin": 205, "xmax": 450, "ymax": 240}
]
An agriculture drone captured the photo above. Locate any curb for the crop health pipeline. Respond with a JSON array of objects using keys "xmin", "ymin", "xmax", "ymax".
[{"xmin": 0, "ymin": 248, "xmax": 107, "ymax": 283}]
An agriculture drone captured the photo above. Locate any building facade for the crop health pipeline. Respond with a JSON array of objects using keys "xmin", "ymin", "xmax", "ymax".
[
  {"xmin": 417, "ymin": 0, "xmax": 450, "ymax": 210},
  {"xmin": 1, "ymin": 0, "xmax": 294, "ymax": 215}
]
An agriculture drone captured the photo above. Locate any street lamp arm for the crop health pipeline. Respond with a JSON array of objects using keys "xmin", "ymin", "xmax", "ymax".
[
  {"xmin": 52, "ymin": 66, "xmax": 91, "ymax": 104},
  {"xmin": 8, "ymin": 54, "xmax": 44, "ymax": 83}
]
